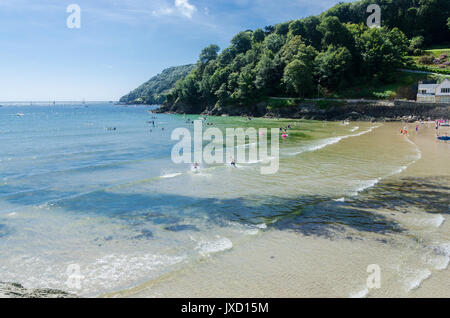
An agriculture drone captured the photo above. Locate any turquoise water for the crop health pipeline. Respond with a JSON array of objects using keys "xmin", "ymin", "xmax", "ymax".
[{"xmin": 0, "ymin": 103, "xmax": 421, "ymax": 296}]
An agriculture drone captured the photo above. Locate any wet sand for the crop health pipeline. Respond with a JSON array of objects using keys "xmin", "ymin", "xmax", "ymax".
[{"xmin": 105, "ymin": 122, "xmax": 450, "ymax": 298}]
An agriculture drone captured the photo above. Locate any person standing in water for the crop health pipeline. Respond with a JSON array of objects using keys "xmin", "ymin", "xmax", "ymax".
[{"xmin": 230, "ymin": 157, "xmax": 236, "ymax": 167}]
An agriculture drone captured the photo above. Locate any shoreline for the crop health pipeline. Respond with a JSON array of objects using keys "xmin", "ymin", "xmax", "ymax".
[{"xmin": 103, "ymin": 122, "xmax": 450, "ymax": 298}]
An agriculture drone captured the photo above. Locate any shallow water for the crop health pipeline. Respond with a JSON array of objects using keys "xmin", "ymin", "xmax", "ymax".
[{"xmin": 0, "ymin": 103, "xmax": 448, "ymax": 297}]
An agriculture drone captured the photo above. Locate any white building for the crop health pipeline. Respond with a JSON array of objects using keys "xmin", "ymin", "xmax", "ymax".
[{"xmin": 417, "ymin": 78, "xmax": 450, "ymax": 103}]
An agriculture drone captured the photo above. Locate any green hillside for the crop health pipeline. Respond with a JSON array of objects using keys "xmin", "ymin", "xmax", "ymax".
[
  {"xmin": 410, "ymin": 48, "xmax": 450, "ymax": 75},
  {"xmin": 120, "ymin": 64, "xmax": 195, "ymax": 104},
  {"xmin": 158, "ymin": 0, "xmax": 449, "ymax": 114}
]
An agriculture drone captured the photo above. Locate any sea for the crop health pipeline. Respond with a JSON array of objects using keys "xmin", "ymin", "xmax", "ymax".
[{"xmin": 0, "ymin": 102, "xmax": 448, "ymax": 297}]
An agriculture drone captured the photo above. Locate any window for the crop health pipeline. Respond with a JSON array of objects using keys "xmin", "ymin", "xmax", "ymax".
[{"xmin": 441, "ymin": 88, "xmax": 450, "ymax": 93}]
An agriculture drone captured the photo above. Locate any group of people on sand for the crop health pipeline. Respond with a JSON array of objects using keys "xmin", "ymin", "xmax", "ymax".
[
  {"xmin": 435, "ymin": 118, "xmax": 450, "ymax": 142},
  {"xmin": 400, "ymin": 118, "xmax": 449, "ymax": 142}
]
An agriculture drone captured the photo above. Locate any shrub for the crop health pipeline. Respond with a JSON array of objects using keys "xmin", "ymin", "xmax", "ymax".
[
  {"xmin": 413, "ymin": 48, "xmax": 424, "ymax": 56},
  {"xmin": 418, "ymin": 55, "xmax": 434, "ymax": 64}
]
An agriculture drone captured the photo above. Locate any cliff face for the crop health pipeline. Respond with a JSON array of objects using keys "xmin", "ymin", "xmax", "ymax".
[{"xmin": 156, "ymin": 99, "xmax": 450, "ymax": 121}]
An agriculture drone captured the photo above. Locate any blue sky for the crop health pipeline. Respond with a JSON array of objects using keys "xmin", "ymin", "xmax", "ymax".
[{"xmin": 0, "ymin": 0, "xmax": 344, "ymax": 101}]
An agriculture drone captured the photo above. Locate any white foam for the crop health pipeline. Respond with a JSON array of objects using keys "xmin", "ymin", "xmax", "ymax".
[
  {"xmin": 350, "ymin": 126, "xmax": 359, "ymax": 132},
  {"xmin": 349, "ymin": 287, "xmax": 369, "ymax": 298},
  {"xmin": 0, "ymin": 253, "xmax": 186, "ymax": 297},
  {"xmin": 424, "ymin": 243, "xmax": 450, "ymax": 270},
  {"xmin": 288, "ymin": 137, "xmax": 343, "ymax": 155},
  {"xmin": 196, "ymin": 236, "xmax": 233, "ymax": 256},
  {"xmin": 6, "ymin": 212, "xmax": 17, "ymax": 217},
  {"xmin": 391, "ymin": 165, "xmax": 408, "ymax": 176},
  {"xmin": 404, "ymin": 136, "xmax": 423, "ymax": 163},
  {"xmin": 160, "ymin": 172, "xmax": 182, "ymax": 179},
  {"xmin": 429, "ymin": 214, "xmax": 445, "ymax": 228},
  {"xmin": 236, "ymin": 142, "xmax": 258, "ymax": 149},
  {"xmin": 411, "ymin": 214, "xmax": 445, "ymax": 228},
  {"xmin": 81, "ymin": 253, "xmax": 185, "ymax": 294},
  {"xmin": 242, "ymin": 223, "xmax": 268, "ymax": 235},
  {"xmin": 406, "ymin": 269, "xmax": 431, "ymax": 291},
  {"xmin": 352, "ymin": 178, "xmax": 381, "ymax": 195},
  {"xmin": 287, "ymin": 126, "xmax": 379, "ymax": 156},
  {"xmin": 243, "ymin": 228, "xmax": 259, "ymax": 235},
  {"xmin": 334, "ymin": 197, "xmax": 345, "ymax": 202}
]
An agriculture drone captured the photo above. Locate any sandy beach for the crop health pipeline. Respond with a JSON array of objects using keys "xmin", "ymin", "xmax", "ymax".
[{"xmin": 106, "ymin": 122, "xmax": 450, "ymax": 298}]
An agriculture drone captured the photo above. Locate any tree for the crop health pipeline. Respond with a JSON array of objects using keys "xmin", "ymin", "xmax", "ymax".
[
  {"xmin": 264, "ymin": 33, "xmax": 284, "ymax": 53},
  {"xmin": 283, "ymin": 59, "xmax": 313, "ymax": 97},
  {"xmin": 180, "ymin": 73, "xmax": 201, "ymax": 105},
  {"xmin": 357, "ymin": 27, "xmax": 409, "ymax": 81},
  {"xmin": 199, "ymin": 44, "xmax": 220, "ymax": 65},
  {"xmin": 264, "ymin": 25, "xmax": 275, "ymax": 34},
  {"xmin": 281, "ymin": 35, "xmax": 305, "ymax": 63},
  {"xmin": 253, "ymin": 28, "xmax": 265, "ymax": 43},
  {"xmin": 315, "ymin": 45, "xmax": 352, "ymax": 89},
  {"xmin": 408, "ymin": 36, "xmax": 424, "ymax": 55},
  {"xmin": 275, "ymin": 22, "xmax": 290, "ymax": 36},
  {"xmin": 301, "ymin": 16, "xmax": 322, "ymax": 48},
  {"xmin": 288, "ymin": 20, "xmax": 305, "ymax": 37},
  {"xmin": 231, "ymin": 66, "xmax": 256, "ymax": 104},
  {"xmin": 231, "ymin": 31, "xmax": 253, "ymax": 54},
  {"xmin": 255, "ymin": 52, "xmax": 283, "ymax": 95},
  {"xmin": 317, "ymin": 16, "xmax": 355, "ymax": 50}
]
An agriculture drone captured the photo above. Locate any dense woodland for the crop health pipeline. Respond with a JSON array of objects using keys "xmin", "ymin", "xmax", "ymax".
[{"xmin": 124, "ymin": 0, "xmax": 450, "ymax": 112}]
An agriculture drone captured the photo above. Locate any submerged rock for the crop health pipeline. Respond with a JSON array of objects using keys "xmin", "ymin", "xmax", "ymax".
[{"xmin": 0, "ymin": 282, "xmax": 77, "ymax": 298}]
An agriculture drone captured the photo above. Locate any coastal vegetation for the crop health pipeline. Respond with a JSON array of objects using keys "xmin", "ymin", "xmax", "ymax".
[
  {"xmin": 123, "ymin": 0, "xmax": 450, "ymax": 113},
  {"xmin": 325, "ymin": 71, "xmax": 444, "ymax": 100},
  {"xmin": 120, "ymin": 64, "xmax": 195, "ymax": 104},
  {"xmin": 410, "ymin": 48, "xmax": 450, "ymax": 75}
]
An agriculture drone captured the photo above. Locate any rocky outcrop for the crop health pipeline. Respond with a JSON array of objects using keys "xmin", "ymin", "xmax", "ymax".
[{"xmin": 0, "ymin": 282, "xmax": 77, "ymax": 298}]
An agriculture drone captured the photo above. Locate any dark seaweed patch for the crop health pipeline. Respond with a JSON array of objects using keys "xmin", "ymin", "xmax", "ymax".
[
  {"xmin": 134, "ymin": 229, "xmax": 153, "ymax": 239},
  {"xmin": 164, "ymin": 224, "xmax": 199, "ymax": 232}
]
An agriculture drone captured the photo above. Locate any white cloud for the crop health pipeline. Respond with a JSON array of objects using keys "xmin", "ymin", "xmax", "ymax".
[
  {"xmin": 175, "ymin": 0, "xmax": 197, "ymax": 18},
  {"xmin": 152, "ymin": 0, "xmax": 197, "ymax": 19}
]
